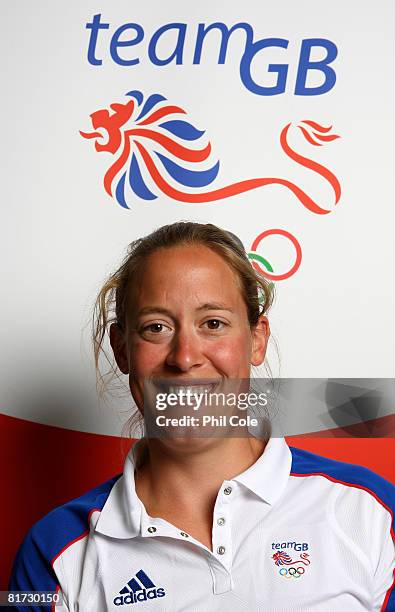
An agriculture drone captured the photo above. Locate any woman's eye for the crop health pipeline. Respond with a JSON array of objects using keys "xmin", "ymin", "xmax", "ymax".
[
  {"xmin": 204, "ymin": 319, "xmax": 226, "ymax": 330},
  {"xmin": 141, "ymin": 323, "xmax": 170, "ymax": 335},
  {"xmin": 148, "ymin": 324, "xmax": 164, "ymax": 333}
]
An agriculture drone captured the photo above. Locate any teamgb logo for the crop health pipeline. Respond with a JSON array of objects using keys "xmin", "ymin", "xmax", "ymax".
[
  {"xmin": 80, "ymin": 89, "xmax": 341, "ymax": 213},
  {"xmin": 114, "ymin": 569, "xmax": 166, "ymax": 606},
  {"xmin": 85, "ymin": 16, "xmax": 338, "ymax": 98},
  {"xmin": 271, "ymin": 541, "xmax": 311, "ymax": 579}
]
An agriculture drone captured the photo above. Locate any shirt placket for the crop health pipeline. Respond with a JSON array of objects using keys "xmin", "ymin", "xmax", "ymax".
[
  {"xmin": 207, "ymin": 479, "xmax": 234, "ymax": 594},
  {"xmin": 138, "ymin": 481, "xmax": 235, "ymax": 594}
]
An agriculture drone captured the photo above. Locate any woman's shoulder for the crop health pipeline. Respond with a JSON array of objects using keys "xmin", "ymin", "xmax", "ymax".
[
  {"xmin": 31, "ymin": 473, "xmax": 121, "ymax": 542},
  {"xmin": 288, "ymin": 444, "xmax": 395, "ymax": 515},
  {"xmin": 9, "ymin": 473, "xmax": 122, "ymax": 592}
]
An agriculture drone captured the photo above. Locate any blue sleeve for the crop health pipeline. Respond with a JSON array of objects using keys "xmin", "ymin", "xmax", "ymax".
[
  {"xmin": 8, "ymin": 524, "xmax": 62, "ymax": 611},
  {"xmin": 8, "ymin": 474, "xmax": 121, "ymax": 611}
]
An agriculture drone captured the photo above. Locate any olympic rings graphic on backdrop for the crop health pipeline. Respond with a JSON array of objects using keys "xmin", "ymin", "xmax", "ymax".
[
  {"xmin": 248, "ymin": 229, "xmax": 302, "ymax": 281},
  {"xmin": 279, "ymin": 566, "xmax": 305, "ymax": 578}
]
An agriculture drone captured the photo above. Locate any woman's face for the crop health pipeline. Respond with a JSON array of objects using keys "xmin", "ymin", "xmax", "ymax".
[{"xmin": 111, "ymin": 244, "xmax": 269, "ymax": 412}]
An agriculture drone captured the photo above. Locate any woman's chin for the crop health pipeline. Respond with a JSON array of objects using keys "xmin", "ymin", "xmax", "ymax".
[{"xmin": 152, "ymin": 434, "xmax": 226, "ymax": 455}]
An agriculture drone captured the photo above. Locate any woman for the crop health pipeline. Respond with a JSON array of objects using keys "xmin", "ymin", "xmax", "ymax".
[{"xmin": 10, "ymin": 222, "xmax": 395, "ymax": 611}]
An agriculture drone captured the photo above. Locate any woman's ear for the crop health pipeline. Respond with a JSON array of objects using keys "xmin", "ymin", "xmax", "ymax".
[
  {"xmin": 251, "ymin": 315, "xmax": 270, "ymax": 366},
  {"xmin": 109, "ymin": 323, "xmax": 129, "ymax": 374}
]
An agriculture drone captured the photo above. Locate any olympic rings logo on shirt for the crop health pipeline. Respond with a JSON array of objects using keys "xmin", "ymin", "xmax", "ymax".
[{"xmin": 279, "ymin": 566, "xmax": 305, "ymax": 578}]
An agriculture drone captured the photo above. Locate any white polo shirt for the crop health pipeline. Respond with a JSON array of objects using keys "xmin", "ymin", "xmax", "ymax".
[{"xmin": 10, "ymin": 437, "xmax": 395, "ymax": 611}]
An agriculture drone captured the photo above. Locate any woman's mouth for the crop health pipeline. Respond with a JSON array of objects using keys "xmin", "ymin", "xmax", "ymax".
[
  {"xmin": 151, "ymin": 379, "xmax": 222, "ymax": 395},
  {"xmin": 168, "ymin": 383, "xmax": 218, "ymax": 395}
]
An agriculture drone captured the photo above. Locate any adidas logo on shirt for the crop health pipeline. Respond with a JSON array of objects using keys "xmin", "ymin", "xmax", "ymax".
[{"xmin": 114, "ymin": 569, "xmax": 166, "ymax": 606}]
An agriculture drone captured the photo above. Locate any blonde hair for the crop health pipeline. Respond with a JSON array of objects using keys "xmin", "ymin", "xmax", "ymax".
[{"xmin": 92, "ymin": 221, "xmax": 274, "ymax": 433}]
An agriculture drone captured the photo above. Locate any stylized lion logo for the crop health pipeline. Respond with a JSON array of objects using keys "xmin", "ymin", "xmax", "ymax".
[
  {"xmin": 80, "ymin": 89, "xmax": 341, "ymax": 212},
  {"xmin": 272, "ymin": 551, "xmax": 311, "ymax": 566}
]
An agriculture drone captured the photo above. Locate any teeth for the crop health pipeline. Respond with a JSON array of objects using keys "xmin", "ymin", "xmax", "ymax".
[{"xmin": 167, "ymin": 385, "xmax": 215, "ymax": 395}]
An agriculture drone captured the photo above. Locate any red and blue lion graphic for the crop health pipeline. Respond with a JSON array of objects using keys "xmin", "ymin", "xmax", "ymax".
[
  {"xmin": 272, "ymin": 550, "xmax": 311, "ymax": 577},
  {"xmin": 80, "ymin": 89, "xmax": 341, "ymax": 212},
  {"xmin": 272, "ymin": 551, "xmax": 311, "ymax": 567}
]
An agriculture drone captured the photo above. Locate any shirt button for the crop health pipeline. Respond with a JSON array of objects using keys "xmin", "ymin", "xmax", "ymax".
[
  {"xmin": 217, "ymin": 517, "xmax": 226, "ymax": 526},
  {"xmin": 217, "ymin": 546, "xmax": 226, "ymax": 555},
  {"xmin": 180, "ymin": 532, "xmax": 189, "ymax": 538},
  {"xmin": 147, "ymin": 526, "xmax": 157, "ymax": 533},
  {"xmin": 223, "ymin": 486, "xmax": 232, "ymax": 495}
]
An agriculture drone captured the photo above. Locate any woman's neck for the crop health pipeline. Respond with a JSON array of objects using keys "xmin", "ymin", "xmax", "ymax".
[{"xmin": 134, "ymin": 436, "xmax": 266, "ymax": 526}]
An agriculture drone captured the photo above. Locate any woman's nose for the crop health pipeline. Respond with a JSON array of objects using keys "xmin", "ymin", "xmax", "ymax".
[{"xmin": 165, "ymin": 329, "xmax": 204, "ymax": 372}]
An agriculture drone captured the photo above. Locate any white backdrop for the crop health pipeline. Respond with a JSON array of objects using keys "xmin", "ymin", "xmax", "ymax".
[{"xmin": 2, "ymin": 1, "xmax": 394, "ymax": 435}]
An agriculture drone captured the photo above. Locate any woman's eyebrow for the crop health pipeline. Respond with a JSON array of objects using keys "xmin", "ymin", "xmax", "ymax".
[
  {"xmin": 136, "ymin": 303, "xmax": 234, "ymax": 317},
  {"xmin": 197, "ymin": 302, "xmax": 234, "ymax": 312},
  {"xmin": 137, "ymin": 307, "xmax": 173, "ymax": 317}
]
